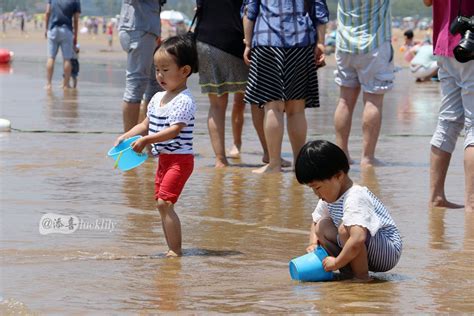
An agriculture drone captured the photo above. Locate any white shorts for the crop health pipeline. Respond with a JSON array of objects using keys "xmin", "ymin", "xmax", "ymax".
[
  {"xmin": 410, "ymin": 61, "xmax": 438, "ymax": 79},
  {"xmin": 335, "ymin": 41, "xmax": 395, "ymax": 94},
  {"xmin": 430, "ymin": 56, "xmax": 474, "ymax": 152}
]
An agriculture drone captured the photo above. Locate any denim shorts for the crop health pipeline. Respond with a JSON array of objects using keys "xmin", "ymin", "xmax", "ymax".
[
  {"xmin": 47, "ymin": 26, "xmax": 74, "ymax": 60},
  {"xmin": 430, "ymin": 56, "xmax": 474, "ymax": 153},
  {"xmin": 335, "ymin": 41, "xmax": 394, "ymax": 94},
  {"xmin": 119, "ymin": 30, "xmax": 161, "ymax": 103}
]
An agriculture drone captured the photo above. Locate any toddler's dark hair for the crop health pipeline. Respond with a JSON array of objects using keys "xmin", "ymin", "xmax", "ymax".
[
  {"xmin": 404, "ymin": 29, "xmax": 414, "ymax": 39},
  {"xmin": 155, "ymin": 35, "xmax": 198, "ymax": 76},
  {"xmin": 295, "ymin": 140, "xmax": 350, "ymax": 184}
]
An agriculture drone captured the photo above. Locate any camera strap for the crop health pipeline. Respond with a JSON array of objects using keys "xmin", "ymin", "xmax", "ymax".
[{"xmin": 458, "ymin": 0, "xmax": 462, "ymax": 16}]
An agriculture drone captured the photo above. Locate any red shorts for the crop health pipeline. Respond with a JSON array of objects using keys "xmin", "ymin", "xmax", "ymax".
[{"xmin": 155, "ymin": 154, "xmax": 194, "ymax": 204}]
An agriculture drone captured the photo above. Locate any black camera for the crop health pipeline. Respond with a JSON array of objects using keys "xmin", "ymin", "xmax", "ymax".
[{"xmin": 450, "ymin": 15, "xmax": 474, "ymax": 63}]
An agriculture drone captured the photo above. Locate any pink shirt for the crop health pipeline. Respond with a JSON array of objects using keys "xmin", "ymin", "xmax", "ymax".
[{"xmin": 432, "ymin": 0, "xmax": 474, "ymax": 57}]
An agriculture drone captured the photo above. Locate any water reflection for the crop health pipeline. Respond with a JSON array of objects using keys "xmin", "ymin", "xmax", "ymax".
[
  {"xmin": 152, "ymin": 258, "xmax": 183, "ymax": 311},
  {"xmin": 359, "ymin": 165, "xmax": 381, "ymax": 197},
  {"xmin": 45, "ymin": 89, "xmax": 79, "ymax": 124},
  {"xmin": 0, "ymin": 63, "xmax": 13, "ymax": 74}
]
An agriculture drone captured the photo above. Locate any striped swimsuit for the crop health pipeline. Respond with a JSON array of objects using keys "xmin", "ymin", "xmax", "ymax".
[
  {"xmin": 312, "ymin": 185, "xmax": 402, "ymax": 272},
  {"xmin": 147, "ymin": 89, "xmax": 196, "ymax": 156}
]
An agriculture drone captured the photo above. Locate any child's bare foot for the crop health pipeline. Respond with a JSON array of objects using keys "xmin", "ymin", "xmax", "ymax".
[
  {"xmin": 226, "ymin": 144, "xmax": 241, "ymax": 159},
  {"xmin": 44, "ymin": 83, "xmax": 52, "ymax": 90},
  {"xmin": 165, "ymin": 250, "xmax": 181, "ymax": 257},
  {"xmin": 252, "ymin": 164, "xmax": 281, "ymax": 174},
  {"xmin": 430, "ymin": 197, "xmax": 464, "ymax": 209}
]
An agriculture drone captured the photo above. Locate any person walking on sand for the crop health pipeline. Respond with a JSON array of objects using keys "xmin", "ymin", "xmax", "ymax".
[
  {"xmin": 118, "ymin": 0, "xmax": 163, "ymax": 132},
  {"xmin": 423, "ymin": 0, "xmax": 474, "ymax": 212},
  {"xmin": 242, "ymin": 0, "xmax": 329, "ymax": 174},
  {"xmin": 44, "ymin": 0, "xmax": 81, "ymax": 90},
  {"xmin": 333, "ymin": 0, "xmax": 394, "ymax": 167},
  {"xmin": 114, "ymin": 36, "xmax": 198, "ymax": 256}
]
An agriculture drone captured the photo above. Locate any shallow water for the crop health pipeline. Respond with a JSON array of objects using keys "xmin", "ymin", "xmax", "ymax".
[{"xmin": 1, "ymin": 60, "xmax": 472, "ymax": 313}]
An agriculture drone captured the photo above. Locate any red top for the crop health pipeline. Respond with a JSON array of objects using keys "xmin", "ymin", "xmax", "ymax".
[{"xmin": 432, "ymin": 0, "xmax": 474, "ymax": 57}]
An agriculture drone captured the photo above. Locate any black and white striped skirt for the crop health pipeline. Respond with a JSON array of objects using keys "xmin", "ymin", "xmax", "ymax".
[{"xmin": 244, "ymin": 45, "xmax": 320, "ymax": 108}]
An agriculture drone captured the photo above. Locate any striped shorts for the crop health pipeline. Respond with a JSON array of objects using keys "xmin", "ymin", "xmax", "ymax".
[
  {"xmin": 244, "ymin": 45, "xmax": 320, "ymax": 108},
  {"xmin": 337, "ymin": 228, "xmax": 402, "ymax": 272}
]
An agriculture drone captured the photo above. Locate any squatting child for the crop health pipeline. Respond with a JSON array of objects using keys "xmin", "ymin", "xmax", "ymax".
[
  {"xmin": 295, "ymin": 140, "xmax": 402, "ymax": 280},
  {"xmin": 114, "ymin": 35, "xmax": 198, "ymax": 257}
]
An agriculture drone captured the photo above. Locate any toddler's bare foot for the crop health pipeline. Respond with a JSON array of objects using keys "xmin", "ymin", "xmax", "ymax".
[
  {"xmin": 165, "ymin": 250, "xmax": 181, "ymax": 257},
  {"xmin": 226, "ymin": 144, "xmax": 241, "ymax": 159},
  {"xmin": 252, "ymin": 164, "xmax": 281, "ymax": 174}
]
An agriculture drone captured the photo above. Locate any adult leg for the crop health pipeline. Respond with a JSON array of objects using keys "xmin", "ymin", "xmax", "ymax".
[
  {"xmin": 123, "ymin": 101, "xmax": 141, "ymax": 132},
  {"xmin": 361, "ymin": 92, "xmax": 385, "ymax": 167},
  {"xmin": 157, "ymin": 199, "xmax": 182, "ymax": 256},
  {"xmin": 430, "ymin": 146, "xmax": 463, "ymax": 208},
  {"xmin": 120, "ymin": 31, "xmax": 156, "ymax": 132},
  {"xmin": 253, "ymin": 100, "xmax": 284, "ymax": 174},
  {"xmin": 227, "ymin": 92, "xmax": 245, "ymax": 158},
  {"xmin": 334, "ymin": 86, "xmax": 360, "ymax": 163},
  {"xmin": 46, "ymin": 57, "xmax": 55, "ymax": 89},
  {"xmin": 208, "ymin": 93, "xmax": 229, "ymax": 168},
  {"xmin": 465, "ymin": 146, "xmax": 474, "ymax": 212},
  {"xmin": 430, "ymin": 57, "xmax": 464, "ymax": 208},
  {"xmin": 251, "ymin": 105, "xmax": 291, "ymax": 167},
  {"xmin": 285, "ymin": 99, "xmax": 307, "ymax": 164},
  {"xmin": 62, "ymin": 59, "xmax": 72, "ymax": 89}
]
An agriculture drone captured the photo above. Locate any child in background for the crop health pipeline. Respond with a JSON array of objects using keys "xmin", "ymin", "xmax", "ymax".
[
  {"xmin": 295, "ymin": 140, "xmax": 402, "ymax": 280},
  {"xmin": 71, "ymin": 44, "xmax": 80, "ymax": 88},
  {"xmin": 63, "ymin": 43, "xmax": 80, "ymax": 88},
  {"xmin": 107, "ymin": 21, "xmax": 113, "ymax": 51},
  {"xmin": 114, "ymin": 35, "xmax": 198, "ymax": 257}
]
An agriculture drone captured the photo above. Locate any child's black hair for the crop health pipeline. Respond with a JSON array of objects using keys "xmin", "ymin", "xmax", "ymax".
[
  {"xmin": 403, "ymin": 29, "xmax": 414, "ymax": 39},
  {"xmin": 295, "ymin": 140, "xmax": 350, "ymax": 184},
  {"xmin": 154, "ymin": 35, "xmax": 198, "ymax": 76}
]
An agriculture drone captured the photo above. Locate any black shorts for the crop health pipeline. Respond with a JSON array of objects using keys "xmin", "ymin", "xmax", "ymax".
[{"xmin": 71, "ymin": 58, "xmax": 79, "ymax": 78}]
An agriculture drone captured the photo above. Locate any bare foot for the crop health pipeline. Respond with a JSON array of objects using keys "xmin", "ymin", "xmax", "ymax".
[
  {"xmin": 62, "ymin": 84, "xmax": 71, "ymax": 90},
  {"xmin": 44, "ymin": 83, "xmax": 52, "ymax": 90},
  {"xmin": 226, "ymin": 144, "xmax": 241, "ymax": 159},
  {"xmin": 430, "ymin": 197, "xmax": 464, "ymax": 209},
  {"xmin": 215, "ymin": 159, "xmax": 229, "ymax": 168},
  {"xmin": 252, "ymin": 164, "xmax": 281, "ymax": 174},
  {"xmin": 360, "ymin": 157, "xmax": 385, "ymax": 168},
  {"xmin": 262, "ymin": 157, "xmax": 292, "ymax": 168},
  {"xmin": 165, "ymin": 250, "xmax": 181, "ymax": 257}
]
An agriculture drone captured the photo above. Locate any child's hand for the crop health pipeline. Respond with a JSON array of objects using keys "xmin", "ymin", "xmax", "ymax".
[
  {"xmin": 131, "ymin": 137, "xmax": 147, "ymax": 153},
  {"xmin": 114, "ymin": 135, "xmax": 127, "ymax": 147},
  {"xmin": 306, "ymin": 242, "xmax": 318, "ymax": 253},
  {"xmin": 322, "ymin": 256, "xmax": 338, "ymax": 272}
]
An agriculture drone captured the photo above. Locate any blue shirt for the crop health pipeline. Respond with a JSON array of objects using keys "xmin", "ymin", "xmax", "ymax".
[
  {"xmin": 243, "ymin": 0, "xmax": 329, "ymax": 48},
  {"xmin": 47, "ymin": 0, "xmax": 81, "ymax": 32},
  {"xmin": 118, "ymin": 0, "xmax": 162, "ymax": 37}
]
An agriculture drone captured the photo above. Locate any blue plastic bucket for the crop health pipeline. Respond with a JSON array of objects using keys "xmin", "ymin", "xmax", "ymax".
[
  {"xmin": 289, "ymin": 246, "xmax": 334, "ymax": 282},
  {"xmin": 108, "ymin": 135, "xmax": 148, "ymax": 171}
]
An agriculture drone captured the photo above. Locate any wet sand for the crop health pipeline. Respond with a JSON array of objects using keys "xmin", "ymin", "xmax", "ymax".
[{"xmin": 1, "ymin": 29, "xmax": 473, "ymax": 313}]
